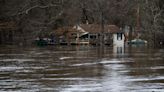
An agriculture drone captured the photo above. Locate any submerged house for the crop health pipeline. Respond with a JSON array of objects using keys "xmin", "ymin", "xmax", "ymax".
[
  {"xmin": 53, "ymin": 24, "xmax": 125, "ymax": 45},
  {"xmin": 75, "ymin": 24, "xmax": 125, "ymax": 46},
  {"xmin": 52, "ymin": 26, "xmax": 87, "ymax": 45}
]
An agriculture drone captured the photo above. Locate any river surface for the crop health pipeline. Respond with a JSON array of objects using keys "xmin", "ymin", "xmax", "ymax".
[{"xmin": 0, "ymin": 45, "xmax": 163, "ymax": 92}]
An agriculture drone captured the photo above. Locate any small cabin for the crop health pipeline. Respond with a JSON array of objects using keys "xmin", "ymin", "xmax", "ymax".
[{"xmin": 76, "ymin": 24, "xmax": 124, "ymax": 45}]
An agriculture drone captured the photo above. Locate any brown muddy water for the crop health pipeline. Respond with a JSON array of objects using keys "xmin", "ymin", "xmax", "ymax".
[{"xmin": 0, "ymin": 45, "xmax": 163, "ymax": 92}]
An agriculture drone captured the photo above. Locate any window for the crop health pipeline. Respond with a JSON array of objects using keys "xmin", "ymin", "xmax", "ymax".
[
  {"xmin": 90, "ymin": 34, "xmax": 97, "ymax": 39},
  {"xmin": 117, "ymin": 33, "xmax": 122, "ymax": 40}
]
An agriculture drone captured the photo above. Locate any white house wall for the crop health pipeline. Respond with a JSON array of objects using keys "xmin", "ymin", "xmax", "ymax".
[{"xmin": 113, "ymin": 33, "xmax": 125, "ymax": 46}]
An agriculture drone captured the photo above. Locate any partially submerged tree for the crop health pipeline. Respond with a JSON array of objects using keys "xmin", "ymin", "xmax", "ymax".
[
  {"xmin": 0, "ymin": 0, "xmax": 64, "ymax": 44},
  {"xmin": 140, "ymin": 0, "xmax": 164, "ymax": 46}
]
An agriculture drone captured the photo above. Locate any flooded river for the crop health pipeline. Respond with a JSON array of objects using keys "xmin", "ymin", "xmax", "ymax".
[{"xmin": 0, "ymin": 45, "xmax": 163, "ymax": 92}]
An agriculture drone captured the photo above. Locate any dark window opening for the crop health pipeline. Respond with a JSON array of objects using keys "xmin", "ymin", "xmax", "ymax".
[{"xmin": 117, "ymin": 33, "xmax": 122, "ymax": 40}]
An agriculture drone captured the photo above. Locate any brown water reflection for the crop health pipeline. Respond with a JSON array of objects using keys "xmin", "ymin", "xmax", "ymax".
[{"xmin": 0, "ymin": 45, "xmax": 163, "ymax": 92}]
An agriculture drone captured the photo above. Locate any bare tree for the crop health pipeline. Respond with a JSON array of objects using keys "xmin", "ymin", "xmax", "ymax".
[
  {"xmin": 140, "ymin": 0, "xmax": 164, "ymax": 46},
  {"xmin": 1, "ymin": 0, "xmax": 163, "ymax": 45}
]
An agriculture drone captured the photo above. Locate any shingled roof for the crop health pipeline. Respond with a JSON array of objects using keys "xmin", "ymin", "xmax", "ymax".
[
  {"xmin": 53, "ymin": 24, "xmax": 122, "ymax": 36},
  {"xmin": 79, "ymin": 24, "xmax": 122, "ymax": 34},
  {"xmin": 53, "ymin": 26, "xmax": 77, "ymax": 36}
]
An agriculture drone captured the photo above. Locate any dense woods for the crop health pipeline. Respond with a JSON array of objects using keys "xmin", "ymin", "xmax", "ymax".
[{"xmin": 0, "ymin": 0, "xmax": 163, "ymax": 46}]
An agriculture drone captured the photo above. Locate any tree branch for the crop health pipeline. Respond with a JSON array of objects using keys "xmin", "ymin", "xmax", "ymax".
[{"xmin": 17, "ymin": 4, "xmax": 61, "ymax": 15}]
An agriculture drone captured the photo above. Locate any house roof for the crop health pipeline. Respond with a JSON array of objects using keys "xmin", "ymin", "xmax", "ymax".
[
  {"xmin": 79, "ymin": 24, "xmax": 122, "ymax": 34},
  {"xmin": 52, "ymin": 26, "xmax": 78, "ymax": 36},
  {"xmin": 53, "ymin": 24, "xmax": 122, "ymax": 36}
]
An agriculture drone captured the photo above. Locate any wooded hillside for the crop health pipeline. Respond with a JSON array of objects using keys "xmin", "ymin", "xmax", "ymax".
[{"xmin": 0, "ymin": 0, "xmax": 163, "ymax": 46}]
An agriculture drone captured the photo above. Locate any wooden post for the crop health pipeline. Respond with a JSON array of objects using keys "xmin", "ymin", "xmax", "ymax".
[
  {"xmin": 154, "ymin": 31, "xmax": 156, "ymax": 48},
  {"xmin": 12, "ymin": 30, "xmax": 14, "ymax": 45},
  {"xmin": 0, "ymin": 30, "xmax": 2, "ymax": 44},
  {"xmin": 88, "ymin": 34, "xmax": 90, "ymax": 45},
  {"xmin": 2, "ymin": 30, "xmax": 5, "ymax": 44},
  {"xmin": 129, "ymin": 26, "xmax": 133, "ymax": 42},
  {"xmin": 136, "ymin": 3, "xmax": 140, "ymax": 39}
]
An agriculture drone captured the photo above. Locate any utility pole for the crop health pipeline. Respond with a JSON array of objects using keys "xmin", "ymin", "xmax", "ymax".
[
  {"xmin": 136, "ymin": 0, "xmax": 140, "ymax": 39},
  {"xmin": 100, "ymin": 12, "xmax": 104, "ymax": 46},
  {"xmin": 98, "ymin": 11, "xmax": 105, "ymax": 58}
]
